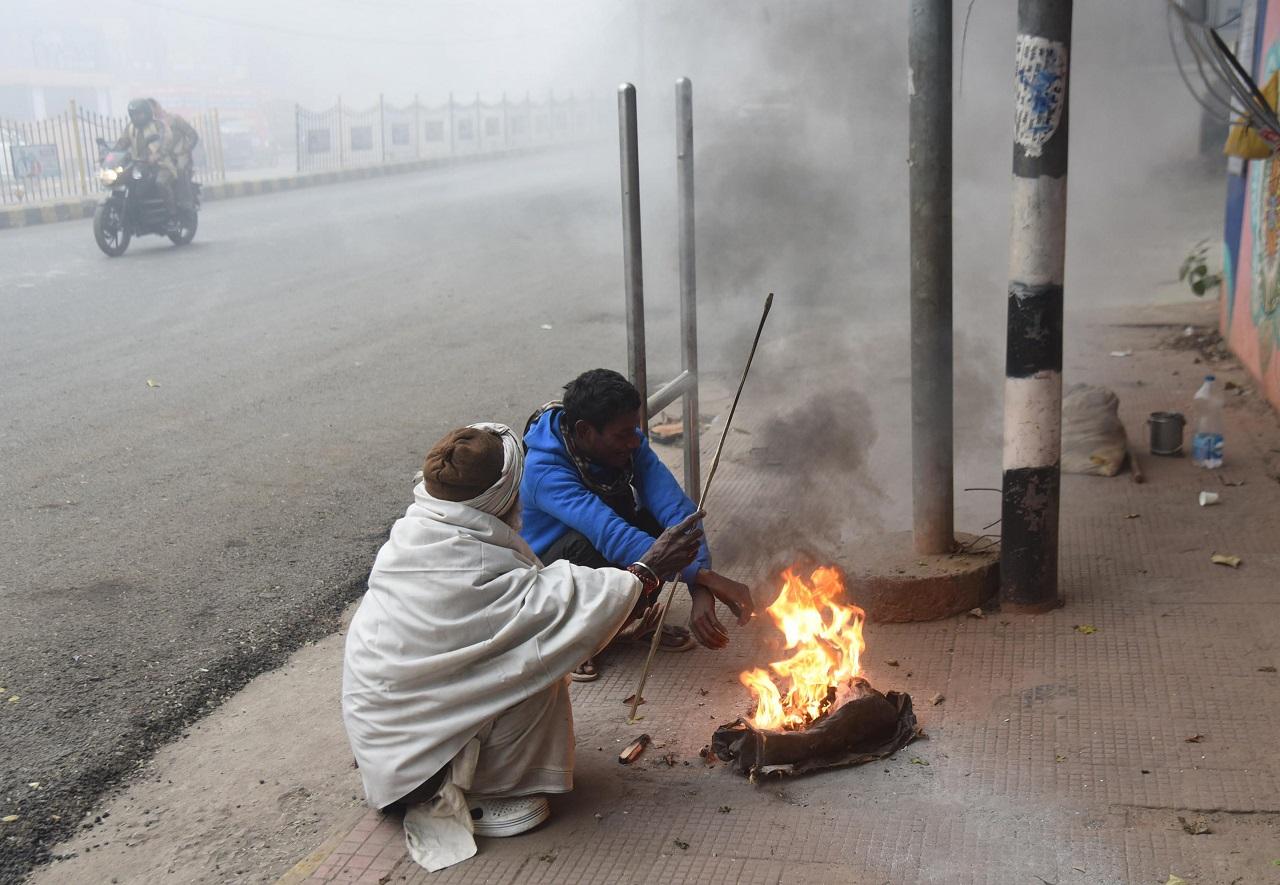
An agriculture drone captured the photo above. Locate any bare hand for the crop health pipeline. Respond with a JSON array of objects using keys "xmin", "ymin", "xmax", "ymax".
[
  {"xmin": 640, "ymin": 510, "xmax": 705, "ymax": 580},
  {"xmin": 689, "ymin": 572, "xmax": 754, "ymax": 649},
  {"xmin": 689, "ymin": 586, "xmax": 728, "ymax": 649},
  {"xmin": 697, "ymin": 570, "xmax": 754, "ymax": 625}
]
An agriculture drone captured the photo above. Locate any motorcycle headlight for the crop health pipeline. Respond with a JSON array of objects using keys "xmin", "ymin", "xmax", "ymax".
[{"xmin": 98, "ymin": 167, "xmax": 118, "ymax": 185}]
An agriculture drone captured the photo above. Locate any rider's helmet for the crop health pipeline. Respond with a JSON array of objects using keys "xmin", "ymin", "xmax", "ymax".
[{"xmin": 127, "ymin": 99, "xmax": 154, "ymax": 128}]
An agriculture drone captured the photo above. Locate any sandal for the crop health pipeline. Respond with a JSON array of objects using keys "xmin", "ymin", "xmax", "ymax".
[
  {"xmin": 571, "ymin": 659, "xmax": 600, "ymax": 682},
  {"xmin": 630, "ymin": 622, "xmax": 697, "ymax": 653}
]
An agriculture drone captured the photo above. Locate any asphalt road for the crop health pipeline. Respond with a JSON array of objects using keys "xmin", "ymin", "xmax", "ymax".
[{"xmin": 0, "ymin": 147, "xmax": 665, "ymax": 879}]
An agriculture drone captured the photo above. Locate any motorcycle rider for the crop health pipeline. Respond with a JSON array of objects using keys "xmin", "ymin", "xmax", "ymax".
[
  {"xmin": 147, "ymin": 98, "xmax": 199, "ymax": 207},
  {"xmin": 114, "ymin": 98, "xmax": 178, "ymax": 230}
]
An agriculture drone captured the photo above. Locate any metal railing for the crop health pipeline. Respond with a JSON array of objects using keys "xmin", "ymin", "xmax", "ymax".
[
  {"xmin": 295, "ymin": 91, "xmax": 602, "ymax": 174},
  {"xmin": 0, "ymin": 102, "xmax": 225, "ymax": 206},
  {"xmin": 619, "ymin": 79, "xmax": 701, "ymax": 496}
]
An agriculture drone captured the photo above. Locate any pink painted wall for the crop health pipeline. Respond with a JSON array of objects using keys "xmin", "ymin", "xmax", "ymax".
[{"xmin": 1224, "ymin": 2, "xmax": 1280, "ymax": 413}]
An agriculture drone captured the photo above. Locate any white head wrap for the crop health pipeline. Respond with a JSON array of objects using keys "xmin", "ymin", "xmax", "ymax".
[{"xmin": 459, "ymin": 422, "xmax": 525, "ymax": 516}]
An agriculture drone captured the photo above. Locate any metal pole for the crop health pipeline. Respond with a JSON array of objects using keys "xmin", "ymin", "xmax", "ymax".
[
  {"xmin": 414, "ymin": 93, "xmax": 421, "ymax": 160},
  {"xmin": 618, "ymin": 83, "xmax": 648, "ymax": 429},
  {"xmin": 675, "ymin": 77, "xmax": 700, "ymax": 496},
  {"xmin": 68, "ymin": 99, "xmax": 87, "ymax": 196},
  {"xmin": 212, "ymin": 108, "xmax": 224, "ymax": 180},
  {"xmin": 1000, "ymin": 0, "xmax": 1072, "ymax": 611},
  {"xmin": 379, "ymin": 93, "xmax": 386, "ymax": 163},
  {"xmin": 908, "ymin": 0, "xmax": 954, "ymax": 555},
  {"xmin": 337, "ymin": 96, "xmax": 345, "ymax": 169}
]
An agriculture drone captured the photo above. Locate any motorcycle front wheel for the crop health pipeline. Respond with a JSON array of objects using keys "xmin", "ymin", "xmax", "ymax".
[
  {"xmin": 168, "ymin": 208, "xmax": 198, "ymax": 246},
  {"xmin": 93, "ymin": 202, "xmax": 130, "ymax": 257}
]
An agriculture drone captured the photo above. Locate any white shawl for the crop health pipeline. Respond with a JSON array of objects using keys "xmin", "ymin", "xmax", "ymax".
[{"xmin": 342, "ymin": 484, "xmax": 640, "ymax": 810}]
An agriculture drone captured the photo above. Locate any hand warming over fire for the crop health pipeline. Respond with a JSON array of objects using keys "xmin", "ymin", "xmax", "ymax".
[{"xmin": 689, "ymin": 570, "xmax": 754, "ymax": 649}]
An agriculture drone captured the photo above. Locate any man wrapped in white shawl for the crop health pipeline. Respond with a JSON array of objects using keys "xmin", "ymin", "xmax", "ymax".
[{"xmin": 342, "ymin": 422, "xmax": 703, "ymax": 871}]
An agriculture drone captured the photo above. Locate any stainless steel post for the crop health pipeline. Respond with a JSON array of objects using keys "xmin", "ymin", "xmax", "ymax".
[
  {"xmin": 618, "ymin": 83, "xmax": 648, "ymax": 429},
  {"xmin": 908, "ymin": 0, "xmax": 955, "ymax": 555},
  {"xmin": 675, "ymin": 77, "xmax": 700, "ymax": 495}
]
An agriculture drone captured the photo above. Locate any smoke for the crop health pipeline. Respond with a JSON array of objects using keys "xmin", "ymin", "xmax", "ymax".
[{"xmin": 622, "ymin": 0, "xmax": 1221, "ymax": 544}]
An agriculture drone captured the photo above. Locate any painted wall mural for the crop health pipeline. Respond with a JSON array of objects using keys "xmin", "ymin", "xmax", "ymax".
[{"xmin": 1223, "ymin": 0, "xmax": 1280, "ymax": 412}]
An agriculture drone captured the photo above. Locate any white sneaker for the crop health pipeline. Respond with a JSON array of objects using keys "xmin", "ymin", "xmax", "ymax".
[{"xmin": 469, "ymin": 796, "xmax": 550, "ymax": 837}]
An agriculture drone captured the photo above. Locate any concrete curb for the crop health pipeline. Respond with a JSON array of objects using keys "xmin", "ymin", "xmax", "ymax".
[{"xmin": 0, "ymin": 147, "xmax": 557, "ymax": 232}]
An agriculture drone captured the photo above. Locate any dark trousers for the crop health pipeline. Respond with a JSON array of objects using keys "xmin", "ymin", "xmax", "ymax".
[{"xmin": 540, "ymin": 509, "xmax": 663, "ymax": 570}]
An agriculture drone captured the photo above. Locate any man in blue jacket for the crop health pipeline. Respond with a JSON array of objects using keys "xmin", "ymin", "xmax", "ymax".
[{"xmin": 521, "ymin": 368, "xmax": 754, "ymax": 680}]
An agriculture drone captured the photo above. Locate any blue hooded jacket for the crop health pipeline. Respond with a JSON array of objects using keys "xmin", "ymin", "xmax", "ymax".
[{"xmin": 520, "ymin": 406, "xmax": 711, "ymax": 585}]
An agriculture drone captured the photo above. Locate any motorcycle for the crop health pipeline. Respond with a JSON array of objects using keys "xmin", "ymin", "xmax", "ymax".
[{"xmin": 92, "ymin": 137, "xmax": 200, "ymax": 257}]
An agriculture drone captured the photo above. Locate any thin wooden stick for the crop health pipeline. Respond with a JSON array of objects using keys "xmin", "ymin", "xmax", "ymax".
[{"xmin": 628, "ymin": 292, "xmax": 774, "ymax": 723}]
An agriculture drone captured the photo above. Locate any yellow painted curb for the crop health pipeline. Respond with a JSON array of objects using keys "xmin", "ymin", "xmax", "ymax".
[{"xmin": 274, "ymin": 824, "xmax": 351, "ymax": 885}]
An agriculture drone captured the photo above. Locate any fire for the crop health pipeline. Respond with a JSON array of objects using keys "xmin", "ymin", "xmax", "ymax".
[{"xmin": 740, "ymin": 566, "xmax": 866, "ymax": 731}]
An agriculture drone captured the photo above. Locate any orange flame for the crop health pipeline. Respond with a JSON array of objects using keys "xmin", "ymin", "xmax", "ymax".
[{"xmin": 740, "ymin": 566, "xmax": 866, "ymax": 731}]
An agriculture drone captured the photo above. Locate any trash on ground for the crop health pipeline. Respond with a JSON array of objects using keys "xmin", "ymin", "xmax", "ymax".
[
  {"xmin": 1211, "ymin": 553, "xmax": 1242, "ymax": 568},
  {"xmin": 1218, "ymin": 474, "xmax": 1246, "ymax": 487},
  {"xmin": 1258, "ymin": 665, "xmax": 1277, "ymax": 673},
  {"xmin": 885, "ymin": 659, "xmax": 900, "ymax": 667},
  {"xmin": 929, "ymin": 693, "xmax": 945, "ymax": 706},
  {"xmin": 1184, "ymin": 734, "xmax": 1204, "ymax": 743},
  {"xmin": 622, "ymin": 694, "xmax": 645, "ymax": 707},
  {"xmin": 145, "ymin": 378, "xmax": 160, "ymax": 388},
  {"xmin": 966, "ymin": 608, "xmax": 984, "ymax": 619},
  {"xmin": 1125, "ymin": 513, "xmax": 1141, "ymax": 519},
  {"xmin": 712, "ymin": 683, "xmax": 920, "ymax": 778},
  {"xmin": 1198, "ymin": 491, "xmax": 1220, "ymax": 507},
  {"xmin": 1074, "ymin": 625, "xmax": 1098, "ymax": 635},
  {"xmin": 673, "ymin": 839, "xmax": 689, "ymax": 850},
  {"xmin": 539, "ymin": 324, "xmax": 553, "ymax": 331},
  {"xmin": 618, "ymin": 733, "xmax": 650, "ymax": 765},
  {"xmin": 910, "ymin": 757, "xmax": 929, "ymax": 766},
  {"xmin": 1109, "ymin": 350, "xmax": 1132, "ymax": 357},
  {"xmin": 1178, "ymin": 815, "xmax": 1211, "ymax": 835}
]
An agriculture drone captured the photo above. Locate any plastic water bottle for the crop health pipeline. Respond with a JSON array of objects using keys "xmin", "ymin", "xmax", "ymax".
[{"xmin": 1191, "ymin": 375, "xmax": 1224, "ymax": 469}]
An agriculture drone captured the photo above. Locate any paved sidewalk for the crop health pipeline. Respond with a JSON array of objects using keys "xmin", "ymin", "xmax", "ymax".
[{"xmin": 284, "ymin": 300, "xmax": 1280, "ymax": 885}]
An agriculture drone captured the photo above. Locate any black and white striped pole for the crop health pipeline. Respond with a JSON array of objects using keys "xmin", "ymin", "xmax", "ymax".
[{"xmin": 1000, "ymin": 0, "xmax": 1072, "ymax": 612}]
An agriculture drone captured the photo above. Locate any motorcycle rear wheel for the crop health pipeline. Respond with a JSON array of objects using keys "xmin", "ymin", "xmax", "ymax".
[
  {"xmin": 93, "ymin": 203, "xmax": 130, "ymax": 257},
  {"xmin": 168, "ymin": 208, "xmax": 198, "ymax": 246}
]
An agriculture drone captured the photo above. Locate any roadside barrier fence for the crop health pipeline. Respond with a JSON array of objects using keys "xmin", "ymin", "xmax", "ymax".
[
  {"xmin": 295, "ymin": 91, "xmax": 601, "ymax": 173},
  {"xmin": 0, "ymin": 101, "xmax": 224, "ymax": 206}
]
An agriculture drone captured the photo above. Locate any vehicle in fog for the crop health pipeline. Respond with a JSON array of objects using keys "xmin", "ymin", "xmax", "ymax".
[{"xmin": 92, "ymin": 138, "xmax": 200, "ymax": 257}]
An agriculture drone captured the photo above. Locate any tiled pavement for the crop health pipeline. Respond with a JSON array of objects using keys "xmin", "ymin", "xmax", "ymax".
[{"xmin": 285, "ymin": 300, "xmax": 1280, "ymax": 884}]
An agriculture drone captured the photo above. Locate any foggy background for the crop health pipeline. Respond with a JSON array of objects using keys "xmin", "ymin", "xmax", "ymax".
[{"xmin": 2, "ymin": 0, "xmax": 1225, "ymax": 543}]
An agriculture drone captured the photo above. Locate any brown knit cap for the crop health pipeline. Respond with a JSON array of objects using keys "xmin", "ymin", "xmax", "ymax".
[{"xmin": 422, "ymin": 427, "xmax": 505, "ymax": 502}]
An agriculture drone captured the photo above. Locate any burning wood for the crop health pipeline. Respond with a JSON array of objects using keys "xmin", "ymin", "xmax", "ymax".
[{"xmin": 714, "ymin": 565, "xmax": 921, "ymax": 777}]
